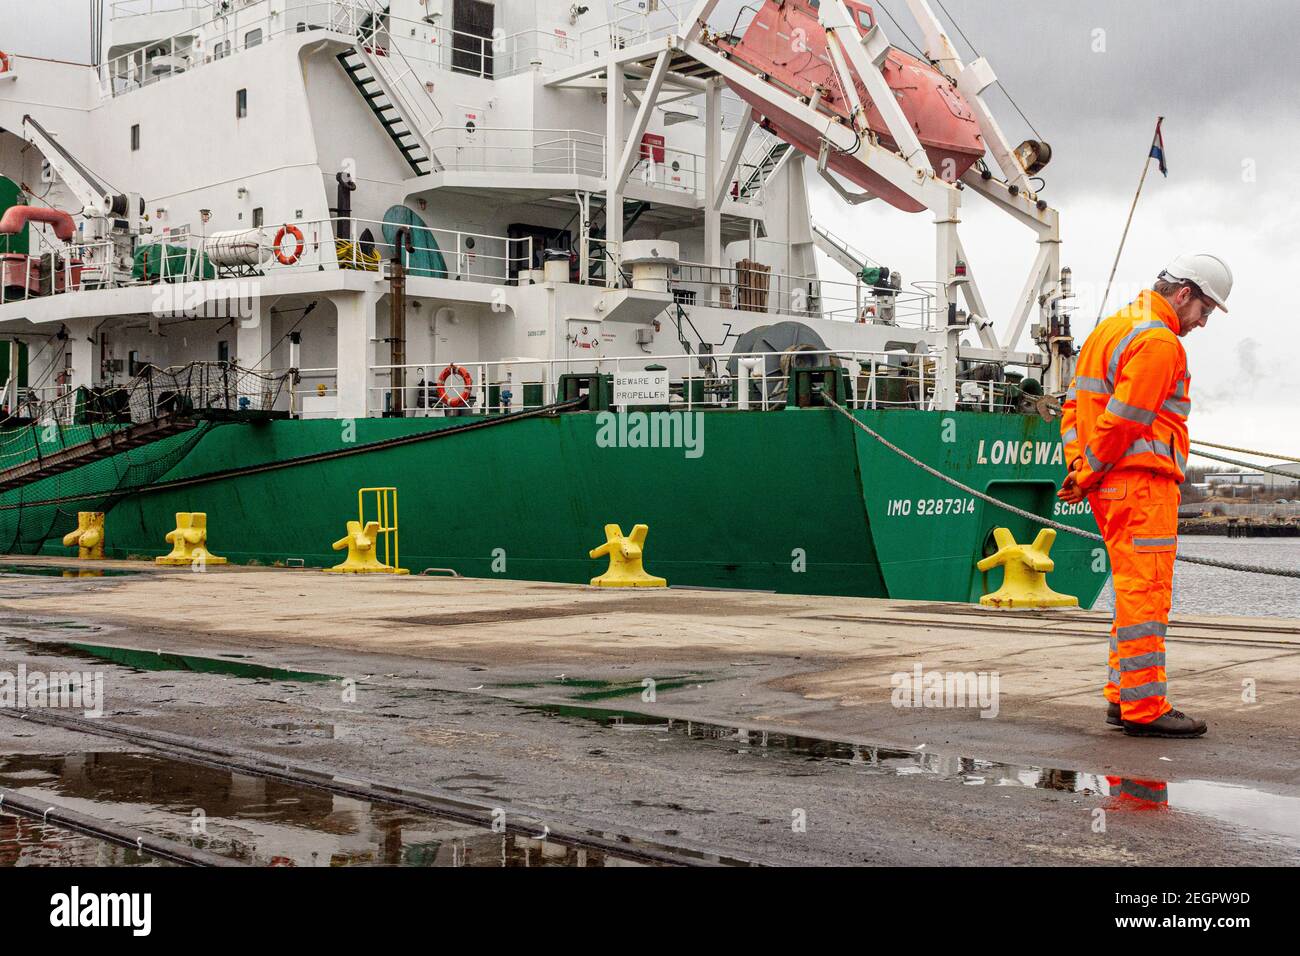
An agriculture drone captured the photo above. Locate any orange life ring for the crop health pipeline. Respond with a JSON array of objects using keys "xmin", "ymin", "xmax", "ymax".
[
  {"xmin": 0, "ymin": 52, "xmax": 10, "ymax": 74},
  {"xmin": 436, "ymin": 364, "xmax": 473, "ymax": 407},
  {"xmin": 273, "ymin": 224, "xmax": 304, "ymax": 265}
]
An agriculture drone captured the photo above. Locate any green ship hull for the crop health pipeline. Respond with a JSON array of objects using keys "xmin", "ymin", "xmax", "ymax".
[{"xmin": 1, "ymin": 407, "xmax": 1108, "ymax": 607}]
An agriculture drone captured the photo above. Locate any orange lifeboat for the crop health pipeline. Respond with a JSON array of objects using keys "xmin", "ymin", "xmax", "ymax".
[{"xmin": 716, "ymin": 0, "xmax": 985, "ymax": 212}]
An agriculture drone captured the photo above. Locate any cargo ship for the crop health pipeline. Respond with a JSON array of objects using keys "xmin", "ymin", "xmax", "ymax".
[{"xmin": 0, "ymin": 0, "xmax": 1103, "ymax": 605}]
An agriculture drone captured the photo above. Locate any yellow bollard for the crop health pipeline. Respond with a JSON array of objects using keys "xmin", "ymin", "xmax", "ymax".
[
  {"xmin": 156, "ymin": 512, "xmax": 227, "ymax": 566},
  {"xmin": 589, "ymin": 523, "xmax": 666, "ymax": 588},
  {"xmin": 976, "ymin": 527, "xmax": 1079, "ymax": 608},
  {"xmin": 323, "ymin": 519, "xmax": 409, "ymax": 574},
  {"xmin": 62, "ymin": 512, "xmax": 105, "ymax": 560}
]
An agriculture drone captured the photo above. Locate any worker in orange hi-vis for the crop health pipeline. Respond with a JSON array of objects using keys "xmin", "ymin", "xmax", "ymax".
[{"xmin": 1058, "ymin": 253, "xmax": 1233, "ymax": 739}]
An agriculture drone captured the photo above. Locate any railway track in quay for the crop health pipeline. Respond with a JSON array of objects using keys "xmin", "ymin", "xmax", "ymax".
[{"xmin": 0, "ymin": 708, "xmax": 756, "ymax": 868}]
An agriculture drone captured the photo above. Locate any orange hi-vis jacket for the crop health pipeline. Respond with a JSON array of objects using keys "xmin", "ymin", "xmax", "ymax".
[{"xmin": 1061, "ymin": 290, "xmax": 1191, "ymax": 491}]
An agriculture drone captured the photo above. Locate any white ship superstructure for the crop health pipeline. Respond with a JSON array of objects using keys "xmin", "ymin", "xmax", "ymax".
[{"xmin": 0, "ymin": 0, "xmax": 1073, "ymax": 421}]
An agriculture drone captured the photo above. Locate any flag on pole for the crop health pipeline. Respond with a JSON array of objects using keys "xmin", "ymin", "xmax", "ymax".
[{"xmin": 1149, "ymin": 117, "xmax": 1168, "ymax": 177}]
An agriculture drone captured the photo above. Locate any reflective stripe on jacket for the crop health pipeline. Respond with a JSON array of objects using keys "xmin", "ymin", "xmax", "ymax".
[{"xmin": 1060, "ymin": 290, "xmax": 1190, "ymax": 491}]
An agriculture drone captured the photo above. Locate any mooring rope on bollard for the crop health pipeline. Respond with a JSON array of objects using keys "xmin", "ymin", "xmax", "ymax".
[{"xmin": 824, "ymin": 397, "xmax": 1300, "ymax": 579}]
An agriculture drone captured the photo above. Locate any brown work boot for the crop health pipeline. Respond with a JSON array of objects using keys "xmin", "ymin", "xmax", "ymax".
[
  {"xmin": 1123, "ymin": 708, "xmax": 1208, "ymax": 739},
  {"xmin": 1106, "ymin": 702, "xmax": 1122, "ymax": 727}
]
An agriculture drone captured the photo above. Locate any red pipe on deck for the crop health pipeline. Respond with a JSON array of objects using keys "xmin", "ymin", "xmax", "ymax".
[{"xmin": 0, "ymin": 205, "xmax": 76, "ymax": 242}]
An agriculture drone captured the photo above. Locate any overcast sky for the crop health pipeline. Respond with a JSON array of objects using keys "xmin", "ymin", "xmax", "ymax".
[
  {"xmin": 7, "ymin": 0, "xmax": 1298, "ymax": 452},
  {"xmin": 0, "ymin": 0, "xmax": 99, "ymax": 63},
  {"xmin": 807, "ymin": 0, "xmax": 1299, "ymax": 454}
]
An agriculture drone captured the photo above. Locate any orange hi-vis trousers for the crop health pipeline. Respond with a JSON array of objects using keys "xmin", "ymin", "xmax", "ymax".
[{"xmin": 1086, "ymin": 468, "xmax": 1179, "ymax": 724}]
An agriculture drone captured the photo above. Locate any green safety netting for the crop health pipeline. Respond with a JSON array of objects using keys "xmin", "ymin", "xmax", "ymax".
[{"xmin": 0, "ymin": 417, "xmax": 214, "ymax": 555}]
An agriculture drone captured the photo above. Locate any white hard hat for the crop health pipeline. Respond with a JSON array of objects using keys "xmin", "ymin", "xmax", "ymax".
[{"xmin": 1159, "ymin": 253, "xmax": 1233, "ymax": 312}]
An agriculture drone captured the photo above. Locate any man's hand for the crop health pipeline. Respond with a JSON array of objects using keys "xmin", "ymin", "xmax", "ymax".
[{"xmin": 1057, "ymin": 468, "xmax": 1085, "ymax": 504}]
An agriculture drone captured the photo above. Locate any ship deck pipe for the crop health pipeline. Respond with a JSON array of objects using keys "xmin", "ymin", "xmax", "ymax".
[
  {"xmin": 737, "ymin": 356, "xmax": 764, "ymax": 410},
  {"xmin": 0, "ymin": 205, "xmax": 76, "ymax": 242}
]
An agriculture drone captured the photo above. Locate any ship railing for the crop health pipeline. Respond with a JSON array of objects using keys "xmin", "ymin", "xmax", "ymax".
[
  {"xmin": 98, "ymin": 1, "xmax": 579, "ymax": 98},
  {"xmin": 0, "ymin": 363, "xmax": 290, "ymax": 464},
  {"xmin": 576, "ymin": 0, "xmax": 695, "ymax": 62},
  {"xmin": 110, "ymin": 0, "xmax": 214, "ymax": 19},
  {"xmin": 1, "ymin": 217, "xmax": 535, "ymax": 300},
  {"xmin": 0, "ymin": 387, "xmax": 80, "ymax": 446},
  {"xmin": 363, "ymin": 350, "xmax": 1023, "ymax": 418},
  {"xmin": 99, "ymin": 29, "xmax": 202, "ymax": 96},
  {"xmin": 0, "ymin": 229, "xmax": 104, "ymax": 305},
  {"xmin": 635, "ymin": 144, "xmax": 765, "ymax": 204},
  {"xmin": 633, "ymin": 146, "xmax": 702, "ymax": 198},
  {"xmin": 287, "ymin": 367, "xmax": 339, "ymax": 419},
  {"xmin": 416, "ymin": 129, "xmax": 755, "ymax": 205},
  {"xmin": 425, "ymin": 128, "xmax": 606, "ymax": 177},
  {"xmin": 0, "ymin": 388, "xmax": 81, "ymax": 467},
  {"xmin": 89, "ymin": 362, "xmax": 290, "ymax": 422},
  {"xmin": 338, "ymin": 1, "xmax": 576, "ymax": 80},
  {"xmin": 100, "ymin": 1, "xmax": 356, "ymax": 96},
  {"xmin": 668, "ymin": 261, "xmax": 934, "ymax": 328},
  {"xmin": 312, "ymin": 216, "xmax": 533, "ymax": 285},
  {"xmin": 579, "ymin": 237, "xmax": 629, "ymax": 287},
  {"xmin": 384, "ymin": 15, "xmax": 579, "ymax": 80}
]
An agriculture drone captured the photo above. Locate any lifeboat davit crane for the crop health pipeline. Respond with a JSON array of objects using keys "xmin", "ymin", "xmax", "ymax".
[
  {"xmin": 668, "ymin": 0, "xmax": 1072, "ymax": 392},
  {"xmin": 715, "ymin": 0, "xmax": 987, "ymax": 213}
]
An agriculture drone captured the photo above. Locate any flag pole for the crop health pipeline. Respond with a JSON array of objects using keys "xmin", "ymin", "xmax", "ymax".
[{"xmin": 1094, "ymin": 117, "xmax": 1164, "ymax": 329}]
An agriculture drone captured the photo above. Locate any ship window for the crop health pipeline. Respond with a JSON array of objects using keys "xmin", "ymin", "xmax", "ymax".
[
  {"xmin": 858, "ymin": 9, "xmax": 872, "ymax": 29},
  {"xmin": 245, "ymin": 28, "xmax": 263, "ymax": 49},
  {"xmin": 217, "ymin": 341, "xmax": 230, "ymax": 363},
  {"xmin": 236, "ymin": 88, "xmax": 248, "ymax": 118},
  {"xmin": 130, "ymin": 124, "xmax": 140, "ymax": 151},
  {"xmin": 253, "ymin": 207, "xmax": 264, "ymax": 228}
]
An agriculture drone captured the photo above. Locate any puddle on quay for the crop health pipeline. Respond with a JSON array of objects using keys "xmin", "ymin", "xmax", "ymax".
[
  {"xmin": 0, "ymin": 564, "xmax": 139, "ymax": 578},
  {"xmin": 492, "ymin": 675, "xmax": 714, "ymax": 702},
  {"xmin": 0, "ymin": 631, "xmax": 337, "ymax": 684},
  {"xmin": 0, "ymin": 753, "xmax": 651, "ymax": 867},
  {"xmin": 0, "ymin": 813, "xmax": 178, "ymax": 867},
  {"xmin": 523, "ymin": 704, "xmax": 1300, "ymax": 846}
]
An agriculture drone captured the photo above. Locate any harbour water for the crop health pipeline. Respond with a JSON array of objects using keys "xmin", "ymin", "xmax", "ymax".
[{"xmin": 1095, "ymin": 536, "xmax": 1300, "ymax": 619}]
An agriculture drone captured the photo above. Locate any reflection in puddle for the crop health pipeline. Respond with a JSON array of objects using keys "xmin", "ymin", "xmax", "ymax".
[
  {"xmin": 0, "ymin": 753, "xmax": 646, "ymax": 867},
  {"xmin": 525, "ymin": 704, "xmax": 1300, "ymax": 845},
  {"xmin": 0, "ymin": 813, "xmax": 178, "ymax": 866},
  {"xmin": 1, "ymin": 633, "xmax": 337, "ymax": 683},
  {"xmin": 493, "ymin": 674, "xmax": 713, "ymax": 701},
  {"xmin": 0, "ymin": 565, "xmax": 138, "ymax": 578}
]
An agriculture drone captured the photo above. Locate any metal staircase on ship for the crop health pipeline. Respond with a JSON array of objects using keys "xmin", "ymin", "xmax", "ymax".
[
  {"xmin": 738, "ymin": 141, "xmax": 791, "ymax": 199},
  {"xmin": 336, "ymin": 1, "xmax": 443, "ymax": 177},
  {"xmin": 0, "ymin": 416, "xmax": 197, "ymax": 494}
]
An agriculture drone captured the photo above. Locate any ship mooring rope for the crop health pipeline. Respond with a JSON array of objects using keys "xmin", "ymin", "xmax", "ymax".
[
  {"xmin": 1190, "ymin": 439, "xmax": 1300, "ymax": 465},
  {"xmin": 1186, "ymin": 446, "xmax": 1300, "ymax": 477},
  {"xmin": 0, "ymin": 398, "xmax": 584, "ymax": 513},
  {"xmin": 824, "ymin": 397, "xmax": 1300, "ymax": 580}
]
